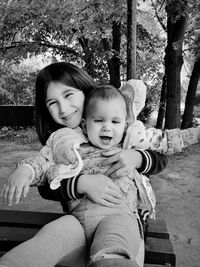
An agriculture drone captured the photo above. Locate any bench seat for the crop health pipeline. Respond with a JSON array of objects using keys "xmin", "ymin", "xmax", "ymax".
[{"xmin": 0, "ymin": 210, "xmax": 175, "ymax": 266}]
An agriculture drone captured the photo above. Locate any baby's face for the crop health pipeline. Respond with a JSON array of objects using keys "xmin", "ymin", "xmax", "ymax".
[{"xmin": 84, "ymin": 98, "xmax": 127, "ymax": 149}]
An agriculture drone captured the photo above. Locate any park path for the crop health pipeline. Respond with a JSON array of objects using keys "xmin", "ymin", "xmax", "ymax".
[{"xmin": 152, "ymin": 143, "xmax": 200, "ymax": 267}]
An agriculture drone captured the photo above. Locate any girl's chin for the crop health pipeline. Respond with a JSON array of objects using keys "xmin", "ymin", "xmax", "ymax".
[
  {"xmin": 60, "ymin": 118, "xmax": 81, "ymax": 128},
  {"xmin": 63, "ymin": 122, "xmax": 79, "ymax": 128}
]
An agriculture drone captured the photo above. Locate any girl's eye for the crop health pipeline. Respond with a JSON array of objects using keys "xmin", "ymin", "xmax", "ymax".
[
  {"xmin": 94, "ymin": 119, "xmax": 103, "ymax": 122},
  {"xmin": 112, "ymin": 120, "xmax": 120, "ymax": 124},
  {"xmin": 64, "ymin": 93, "xmax": 73, "ymax": 98},
  {"xmin": 47, "ymin": 101, "xmax": 56, "ymax": 107}
]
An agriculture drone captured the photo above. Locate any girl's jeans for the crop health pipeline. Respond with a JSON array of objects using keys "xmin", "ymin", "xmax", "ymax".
[{"xmin": 0, "ymin": 215, "xmax": 86, "ymax": 267}]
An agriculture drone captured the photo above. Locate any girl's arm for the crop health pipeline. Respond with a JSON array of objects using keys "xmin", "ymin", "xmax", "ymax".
[
  {"xmin": 102, "ymin": 148, "xmax": 168, "ymax": 179},
  {"xmin": 136, "ymin": 149, "xmax": 168, "ymax": 175},
  {"xmin": 59, "ymin": 149, "xmax": 167, "ymax": 203},
  {"xmin": 1, "ymin": 165, "xmax": 33, "ymax": 206},
  {"xmin": 19, "ymin": 153, "xmax": 53, "ymax": 186},
  {"xmin": 60, "ymin": 173, "xmax": 122, "ymax": 207},
  {"xmin": 1, "ymin": 146, "xmax": 55, "ymax": 206}
]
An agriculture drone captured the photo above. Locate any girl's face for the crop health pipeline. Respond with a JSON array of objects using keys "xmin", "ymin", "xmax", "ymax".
[
  {"xmin": 46, "ymin": 81, "xmax": 85, "ymax": 128},
  {"xmin": 83, "ymin": 98, "xmax": 127, "ymax": 149}
]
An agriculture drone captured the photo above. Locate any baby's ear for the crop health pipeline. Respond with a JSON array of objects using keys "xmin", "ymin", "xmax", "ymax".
[{"xmin": 81, "ymin": 119, "xmax": 87, "ymax": 135}]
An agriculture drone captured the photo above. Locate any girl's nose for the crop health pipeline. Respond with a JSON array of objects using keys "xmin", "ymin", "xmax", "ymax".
[{"xmin": 58, "ymin": 100, "xmax": 67, "ymax": 114}]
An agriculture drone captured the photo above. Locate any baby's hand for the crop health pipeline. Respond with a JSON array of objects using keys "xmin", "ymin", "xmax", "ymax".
[{"xmin": 1, "ymin": 165, "xmax": 32, "ymax": 206}]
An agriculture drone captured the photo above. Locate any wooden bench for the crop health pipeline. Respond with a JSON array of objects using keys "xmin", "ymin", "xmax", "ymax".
[
  {"xmin": 0, "ymin": 105, "xmax": 176, "ymax": 266},
  {"xmin": 0, "ymin": 210, "xmax": 175, "ymax": 266}
]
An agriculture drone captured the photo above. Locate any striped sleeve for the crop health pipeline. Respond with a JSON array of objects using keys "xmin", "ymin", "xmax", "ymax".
[
  {"xmin": 61, "ymin": 175, "xmax": 84, "ymax": 201},
  {"xmin": 61, "ymin": 149, "xmax": 168, "ymax": 201},
  {"xmin": 136, "ymin": 150, "xmax": 168, "ymax": 175}
]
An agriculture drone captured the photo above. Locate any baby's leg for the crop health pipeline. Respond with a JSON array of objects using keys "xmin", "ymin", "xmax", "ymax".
[
  {"xmin": 90, "ymin": 213, "xmax": 144, "ymax": 267},
  {"xmin": 0, "ymin": 215, "xmax": 86, "ymax": 267}
]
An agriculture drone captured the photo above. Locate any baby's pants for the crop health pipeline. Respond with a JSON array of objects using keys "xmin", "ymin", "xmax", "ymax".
[
  {"xmin": 90, "ymin": 213, "xmax": 144, "ymax": 266},
  {"xmin": 0, "ymin": 215, "xmax": 86, "ymax": 267},
  {"xmin": 72, "ymin": 202, "xmax": 144, "ymax": 267}
]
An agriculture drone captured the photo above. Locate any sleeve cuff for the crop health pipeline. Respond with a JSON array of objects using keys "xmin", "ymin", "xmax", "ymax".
[
  {"xmin": 136, "ymin": 150, "xmax": 153, "ymax": 174},
  {"xmin": 61, "ymin": 174, "xmax": 85, "ymax": 201}
]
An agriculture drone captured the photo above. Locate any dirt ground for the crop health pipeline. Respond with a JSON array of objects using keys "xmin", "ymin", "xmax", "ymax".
[{"xmin": 0, "ymin": 128, "xmax": 200, "ymax": 267}]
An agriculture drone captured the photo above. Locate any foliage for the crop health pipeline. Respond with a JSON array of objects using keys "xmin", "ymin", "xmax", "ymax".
[
  {"xmin": 0, "ymin": 62, "xmax": 36, "ymax": 105},
  {"xmin": 0, "ymin": 0, "xmax": 167, "ymax": 119}
]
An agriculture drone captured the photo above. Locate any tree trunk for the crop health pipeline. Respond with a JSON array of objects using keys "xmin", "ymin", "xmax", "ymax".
[
  {"xmin": 164, "ymin": 1, "xmax": 188, "ymax": 129},
  {"xmin": 156, "ymin": 75, "xmax": 167, "ymax": 129},
  {"xmin": 78, "ymin": 36, "xmax": 96, "ymax": 77},
  {"xmin": 108, "ymin": 21, "xmax": 121, "ymax": 88},
  {"xmin": 181, "ymin": 58, "xmax": 200, "ymax": 129},
  {"xmin": 127, "ymin": 0, "xmax": 137, "ymax": 80}
]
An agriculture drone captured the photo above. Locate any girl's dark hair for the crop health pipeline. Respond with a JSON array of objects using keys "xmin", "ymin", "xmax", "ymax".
[
  {"xmin": 35, "ymin": 62, "xmax": 97, "ymax": 145},
  {"xmin": 83, "ymin": 85, "xmax": 126, "ymax": 118}
]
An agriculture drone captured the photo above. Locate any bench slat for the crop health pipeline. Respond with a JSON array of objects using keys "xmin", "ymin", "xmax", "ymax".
[
  {"xmin": 0, "ymin": 226, "xmax": 39, "ymax": 242},
  {"xmin": 0, "ymin": 106, "xmax": 34, "ymax": 126},
  {"xmin": 146, "ymin": 219, "xmax": 170, "ymax": 239},
  {"xmin": 145, "ymin": 237, "xmax": 175, "ymax": 266},
  {"xmin": 0, "ymin": 210, "xmax": 62, "ymax": 228}
]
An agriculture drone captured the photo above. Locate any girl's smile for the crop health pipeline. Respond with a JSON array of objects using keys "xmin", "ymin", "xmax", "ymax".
[
  {"xmin": 46, "ymin": 81, "xmax": 85, "ymax": 128},
  {"xmin": 61, "ymin": 110, "xmax": 78, "ymax": 121}
]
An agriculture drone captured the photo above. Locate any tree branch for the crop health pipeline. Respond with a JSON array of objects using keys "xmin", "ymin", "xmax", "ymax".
[
  {"xmin": 1, "ymin": 41, "xmax": 79, "ymax": 56},
  {"xmin": 151, "ymin": 0, "xmax": 167, "ymax": 32}
]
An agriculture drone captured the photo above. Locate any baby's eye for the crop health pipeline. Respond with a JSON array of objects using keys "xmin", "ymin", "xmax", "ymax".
[
  {"xmin": 112, "ymin": 120, "xmax": 120, "ymax": 124},
  {"xmin": 94, "ymin": 119, "xmax": 103, "ymax": 122}
]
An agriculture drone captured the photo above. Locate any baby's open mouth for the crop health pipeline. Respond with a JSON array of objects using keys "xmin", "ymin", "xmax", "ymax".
[{"xmin": 100, "ymin": 136, "xmax": 112, "ymax": 144}]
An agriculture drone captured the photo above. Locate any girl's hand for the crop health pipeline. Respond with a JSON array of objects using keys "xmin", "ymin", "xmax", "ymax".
[
  {"xmin": 102, "ymin": 148, "xmax": 142, "ymax": 179},
  {"xmin": 77, "ymin": 174, "xmax": 122, "ymax": 207},
  {"xmin": 1, "ymin": 165, "xmax": 32, "ymax": 206}
]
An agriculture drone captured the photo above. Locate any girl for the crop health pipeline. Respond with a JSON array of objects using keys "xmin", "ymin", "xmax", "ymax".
[
  {"xmin": 0, "ymin": 62, "xmax": 167, "ymax": 267},
  {"xmin": 43, "ymin": 85, "xmax": 157, "ymax": 267}
]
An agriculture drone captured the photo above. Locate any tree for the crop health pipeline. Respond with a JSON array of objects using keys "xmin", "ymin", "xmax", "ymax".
[
  {"xmin": 127, "ymin": 0, "xmax": 137, "ymax": 79},
  {"xmin": 181, "ymin": 4, "xmax": 200, "ymax": 128},
  {"xmin": 181, "ymin": 56, "xmax": 200, "ymax": 128},
  {"xmin": 164, "ymin": 0, "xmax": 188, "ymax": 129},
  {"xmin": 152, "ymin": 0, "xmax": 200, "ymax": 129},
  {"xmin": 0, "ymin": 0, "xmax": 126, "ymax": 84},
  {"xmin": 0, "ymin": 61, "xmax": 35, "ymax": 105},
  {"xmin": 150, "ymin": 0, "xmax": 167, "ymax": 129},
  {"xmin": 156, "ymin": 74, "xmax": 167, "ymax": 129},
  {"xmin": 101, "ymin": 0, "xmax": 122, "ymax": 87}
]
